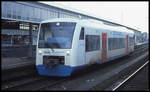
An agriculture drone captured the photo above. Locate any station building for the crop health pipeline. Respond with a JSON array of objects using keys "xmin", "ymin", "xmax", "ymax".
[{"xmin": 1, "ymin": 1, "xmax": 142, "ymax": 57}]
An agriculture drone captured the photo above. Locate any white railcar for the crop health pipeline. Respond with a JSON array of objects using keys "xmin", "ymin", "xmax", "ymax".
[{"xmin": 36, "ymin": 18, "xmax": 134, "ymax": 76}]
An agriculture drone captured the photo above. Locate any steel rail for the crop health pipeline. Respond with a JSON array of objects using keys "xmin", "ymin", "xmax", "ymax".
[
  {"xmin": 32, "ymin": 78, "xmax": 69, "ymax": 90},
  {"xmin": 112, "ymin": 60, "xmax": 149, "ymax": 91},
  {"xmin": 2, "ymin": 76, "xmax": 44, "ymax": 90}
]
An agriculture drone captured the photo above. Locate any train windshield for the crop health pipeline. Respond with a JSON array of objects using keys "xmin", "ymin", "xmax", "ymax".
[{"xmin": 38, "ymin": 22, "xmax": 76, "ymax": 49}]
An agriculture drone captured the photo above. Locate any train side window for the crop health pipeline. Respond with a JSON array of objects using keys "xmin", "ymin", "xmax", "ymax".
[
  {"xmin": 79, "ymin": 27, "xmax": 84, "ymax": 40},
  {"xmin": 108, "ymin": 38, "xmax": 126, "ymax": 50},
  {"xmin": 86, "ymin": 35, "xmax": 100, "ymax": 52}
]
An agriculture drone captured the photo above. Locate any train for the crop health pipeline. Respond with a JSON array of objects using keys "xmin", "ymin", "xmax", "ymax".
[{"xmin": 36, "ymin": 18, "xmax": 135, "ymax": 77}]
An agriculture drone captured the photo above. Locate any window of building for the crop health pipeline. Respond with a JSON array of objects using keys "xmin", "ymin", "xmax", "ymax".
[
  {"xmin": 1, "ymin": 34, "xmax": 30, "ymax": 46},
  {"xmin": 1, "ymin": 35, "xmax": 11, "ymax": 44},
  {"xmin": 86, "ymin": 35, "xmax": 100, "ymax": 52},
  {"xmin": 19, "ymin": 23, "xmax": 29, "ymax": 30},
  {"xmin": 2, "ymin": 20, "xmax": 20, "ymax": 29},
  {"xmin": 79, "ymin": 27, "xmax": 84, "ymax": 40}
]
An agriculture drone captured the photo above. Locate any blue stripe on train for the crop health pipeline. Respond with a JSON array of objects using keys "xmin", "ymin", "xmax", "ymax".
[
  {"xmin": 36, "ymin": 65, "xmax": 84, "ymax": 77},
  {"xmin": 37, "ymin": 53, "xmax": 126, "ymax": 77}
]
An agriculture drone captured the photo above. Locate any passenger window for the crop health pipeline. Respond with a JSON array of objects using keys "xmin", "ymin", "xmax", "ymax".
[
  {"xmin": 79, "ymin": 27, "xmax": 84, "ymax": 40},
  {"xmin": 86, "ymin": 35, "xmax": 100, "ymax": 52}
]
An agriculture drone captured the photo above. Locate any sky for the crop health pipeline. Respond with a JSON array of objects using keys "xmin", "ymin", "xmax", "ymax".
[{"xmin": 40, "ymin": 1, "xmax": 148, "ymax": 33}]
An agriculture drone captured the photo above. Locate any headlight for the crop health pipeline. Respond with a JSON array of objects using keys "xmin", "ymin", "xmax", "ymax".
[
  {"xmin": 38, "ymin": 50, "xmax": 42, "ymax": 54},
  {"xmin": 66, "ymin": 50, "xmax": 70, "ymax": 55}
]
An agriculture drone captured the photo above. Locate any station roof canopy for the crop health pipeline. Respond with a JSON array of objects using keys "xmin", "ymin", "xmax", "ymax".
[
  {"xmin": 38, "ymin": 2, "xmax": 141, "ymax": 32},
  {"xmin": 2, "ymin": 1, "xmax": 141, "ymax": 33}
]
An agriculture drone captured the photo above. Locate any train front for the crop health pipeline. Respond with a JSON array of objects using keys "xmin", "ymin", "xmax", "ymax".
[{"xmin": 36, "ymin": 22, "xmax": 76, "ymax": 77}]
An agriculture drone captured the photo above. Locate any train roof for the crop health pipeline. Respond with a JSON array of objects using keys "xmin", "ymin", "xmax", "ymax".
[{"xmin": 41, "ymin": 18, "xmax": 134, "ymax": 34}]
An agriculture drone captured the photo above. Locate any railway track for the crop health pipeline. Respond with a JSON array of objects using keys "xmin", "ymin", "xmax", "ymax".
[
  {"xmin": 33, "ymin": 78, "xmax": 69, "ymax": 90},
  {"xmin": 134, "ymin": 43, "xmax": 148, "ymax": 49},
  {"xmin": 130, "ymin": 44, "xmax": 148, "ymax": 56},
  {"xmin": 111, "ymin": 60, "xmax": 149, "ymax": 91},
  {"xmin": 2, "ymin": 65, "xmax": 37, "ymax": 82},
  {"xmin": 2, "ymin": 44, "xmax": 148, "ymax": 90},
  {"xmin": 2, "ymin": 75, "xmax": 43, "ymax": 90},
  {"xmin": 133, "ymin": 44, "xmax": 148, "ymax": 52},
  {"xmin": 2, "ymin": 76, "xmax": 69, "ymax": 90},
  {"xmin": 104, "ymin": 45, "xmax": 148, "ymax": 91}
]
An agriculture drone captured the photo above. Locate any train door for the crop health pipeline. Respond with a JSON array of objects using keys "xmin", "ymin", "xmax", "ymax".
[
  {"xmin": 102, "ymin": 33, "xmax": 107, "ymax": 63},
  {"xmin": 126, "ymin": 35, "xmax": 129, "ymax": 54},
  {"xmin": 78, "ymin": 27, "xmax": 85, "ymax": 64}
]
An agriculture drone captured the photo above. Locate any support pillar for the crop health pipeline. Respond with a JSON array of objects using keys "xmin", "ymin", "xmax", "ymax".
[{"xmin": 28, "ymin": 23, "xmax": 32, "ymax": 57}]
